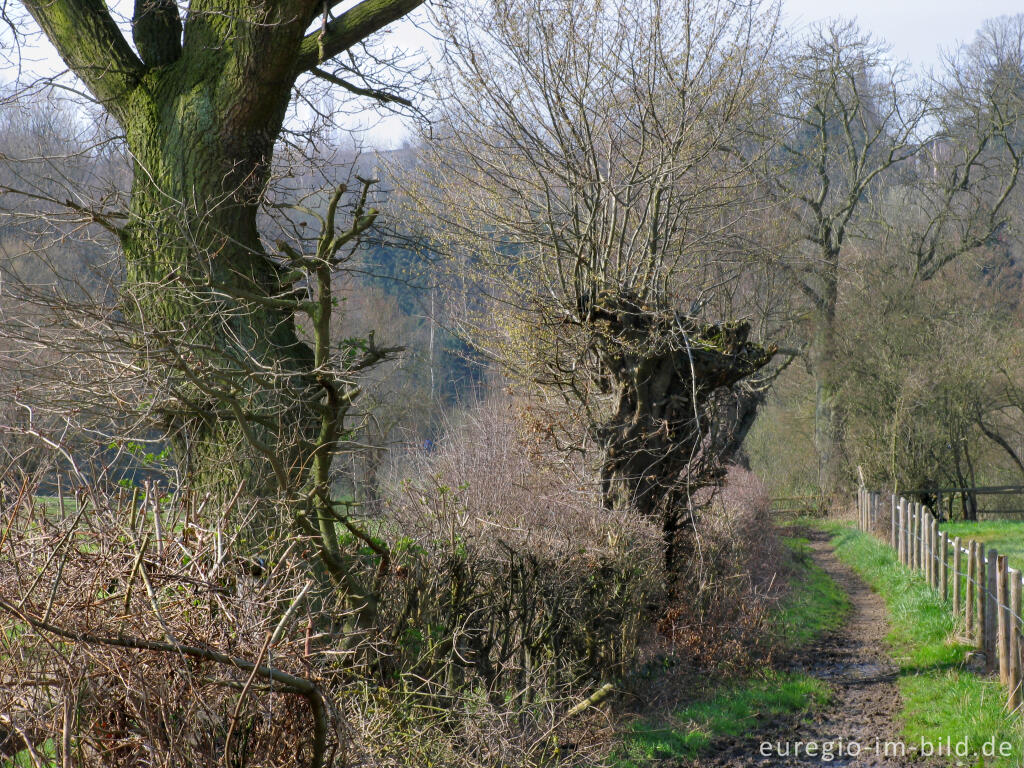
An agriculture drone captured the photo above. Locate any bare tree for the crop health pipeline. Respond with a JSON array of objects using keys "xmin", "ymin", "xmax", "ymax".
[
  {"xmin": 401, "ymin": 0, "xmax": 780, "ymax": 563},
  {"xmin": 892, "ymin": 14, "xmax": 1024, "ymax": 281},
  {"xmin": 752, "ymin": 17, "xmax": 1024, "ymax": 497},
  {"xmin": 747, "ymin": 20, "xmax": 926, "ymax": 497}
]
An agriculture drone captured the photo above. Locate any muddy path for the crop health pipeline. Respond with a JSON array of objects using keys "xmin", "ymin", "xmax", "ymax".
[{"xmin": 691, "ymin": 527, "xmax": 945, "ymax": 767}]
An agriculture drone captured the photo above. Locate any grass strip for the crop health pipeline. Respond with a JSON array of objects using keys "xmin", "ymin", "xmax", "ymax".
[
  {"xmin": 616, "ymin": 671, "xmax": 830, "ymax": 765},
  {"xmin": 615, "ymin": 536, "xmax": 843, "ymax": 765},
  {"xmin": 940, "ymin": 520, "xmax": 1024, "ymax": 575},
  {"xmin": 775, "ymin": 536, "xmax": 849, "ymax": 647}
]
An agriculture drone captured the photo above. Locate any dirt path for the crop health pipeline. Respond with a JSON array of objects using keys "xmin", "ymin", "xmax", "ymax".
[{"xmin": 691, "ymin": 527, "xmax": 945, "ymax": 767}]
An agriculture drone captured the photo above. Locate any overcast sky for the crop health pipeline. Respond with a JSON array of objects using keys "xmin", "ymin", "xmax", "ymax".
[
  {"xmin": 783, "ymin": 0, "xmax": 1022, "ymax": 70},
  {"xmin": 5, "ymin": 0, "xmax": 1023, "ymax": 146},
  {"xmin": 364, "ymin": 0, "xmax": 1024, "ymax": 146}
]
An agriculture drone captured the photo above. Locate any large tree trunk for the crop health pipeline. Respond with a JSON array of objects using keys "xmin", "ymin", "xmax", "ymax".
[
  {"xmin": 811, "ymin": 324, "xmax": 842, "ymax": 497},
  {"xmin": 20, "ymin": 0, "xmax": 425, "ymax": 502},
  {"xmin": 117, "ymin": 36, "xmax": 316, "ymax": 499},
  {"xmin": 588, "ymin": 292, "xmax": 775, "ymax": 554},
  {"xmin": 810, "ymin": 277, "xmax": 844, "ymax": 499},
  {"xmin": 121, "ymin": 180, "xmax": 316, "ymax": 499}
]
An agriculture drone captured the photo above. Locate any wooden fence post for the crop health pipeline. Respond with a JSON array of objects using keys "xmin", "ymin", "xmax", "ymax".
[
  {"xmin": 921, "ymin": 507, "xmax": 929, "ymax": 573},
  {"xmin": 905, "ymin": 502, "xmax": 912, "ymax": 567},
  {"xmin": 1010, "ymin": 573, "xmax": 1022, "ymax": 711},
  {"xmin": 967, "ymin": 541, "xmax": 977, "ymax": 642},
  {"xmin": 940, "ymin": 531, "xmax": 948, "ymax": 601},
  {"xmin": 908, "ymin": 503, "xmax": 914, "ymax": 568},
  {"xmin": 911, "ymin": 504, "xmax": 916, "ymax": 562},
  {"xmin": 898, "ymin": 498, "xmax": 907, "ymax": 563},
  {"xmin": 985, "ymin": 547, "xmax": 998, "ymax": 672},
  {"xmin": 909, "ymin": 502, "xmax": 915, "ymax": 565},
  {"xmin": 890, "ymin": 494, "xmax": 897, "ymax": 549},
  {"xmin": 925, "ymin": 508, "xmax": 931, "ymax": 575},
  {"xmin": 922, "ymin": 510, "xmax": 929, "ymax": 581},
  {"xmin": 998, "ymin": 555, "xmax": 1009, "ymax": 686},
  {"xmin": 924, "ymin": 511, "xmax": 931, "ymax": 584},
  {"xmin": 917, "ymin": 504, "xmax": 924, "ymax": 572},
  {"xmin": 907, "ymin": 500, "xmax": 914, "ymax": 566},
  {"xmin": 930, "ymin": 515, "xmax": 938, "ymax": 587},
  {"xmin": 864, "ymin": 487, "xmax": 869, "ymax": 532},
  {"xmin": 911, "ymin": 504, "xmax": 918, "ymax": 570},
  {"xmin": 953, "ymin": 537, "xmax": 962, "ymax": 617}
]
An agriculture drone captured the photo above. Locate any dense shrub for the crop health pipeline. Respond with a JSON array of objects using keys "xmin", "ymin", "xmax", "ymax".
[
  {"xmin": 374, "ymin": 398, "xmax": 662, "ymax": 698},
  {"xmin": 0, "ymin": 399, "xmax": 662, "ymax": 767},
  {"xmin": 643, "ymin": 467, "xmax": 789, "ymax": 676}
]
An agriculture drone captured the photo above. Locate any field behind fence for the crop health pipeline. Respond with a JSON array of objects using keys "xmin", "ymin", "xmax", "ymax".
[{"xmin": 857, "ymin": 488, "xmax": 1024, "ymax": 713}]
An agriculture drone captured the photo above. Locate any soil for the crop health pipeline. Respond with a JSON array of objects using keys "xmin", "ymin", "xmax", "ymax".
[{"xmin": 690, "ymin": 527, "xmax": 946, "ymax": 767}]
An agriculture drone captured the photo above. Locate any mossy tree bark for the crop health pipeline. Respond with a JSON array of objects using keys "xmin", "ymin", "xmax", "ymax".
[
  {"xmin": 20, "ymin": 0, "xmax": 424, "ymax": 498},
  {"xmin": 585, "ymin": 291, "xmax": 776, "ymax": 567}
]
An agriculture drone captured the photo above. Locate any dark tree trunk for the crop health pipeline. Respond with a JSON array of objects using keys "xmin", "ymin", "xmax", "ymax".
[
  {"xmin": 120, "ymin": 71, "xmax": 315, "ymax": 498},
  {"xmin": 587, "ymin": 291, "xmax": 775, "ymax": 541}
]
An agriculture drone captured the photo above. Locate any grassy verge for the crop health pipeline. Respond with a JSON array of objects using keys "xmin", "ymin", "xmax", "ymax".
[
  {"xmin": 615, "ymin": 536, "xmax": 845, "ymax": 766},
  {"xmin": 616, "ymin": 671, "xmax": 830, "ymax": 765},
  {"xmin": 821, "ymin": 521, "xmax": 1022, "ymax": 768},
  {"xmin": 775, "ymin": 536, "xmax": 849, "ymax": 646}
]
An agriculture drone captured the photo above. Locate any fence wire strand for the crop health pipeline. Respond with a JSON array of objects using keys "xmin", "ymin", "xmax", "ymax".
[{"xmin": 868, "ymin": 491, "xmax": 1024, "ymax": 625}]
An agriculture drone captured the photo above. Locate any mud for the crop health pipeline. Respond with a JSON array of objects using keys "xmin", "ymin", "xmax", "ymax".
[{"xmin": 690, "ymin": 527, "xmax": 946, "ymax": 767}]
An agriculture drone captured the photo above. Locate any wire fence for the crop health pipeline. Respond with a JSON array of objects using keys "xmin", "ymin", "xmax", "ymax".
[{"xmin": 857, "ymin": 487, "xmax": 1024, "ymax": 713}]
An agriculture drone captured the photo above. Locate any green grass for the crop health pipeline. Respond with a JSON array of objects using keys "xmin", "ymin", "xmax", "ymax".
[
  {"xmin": 1, "ymin": 739, "xmax": 55, "ymax": 767},
  {"xmin": 775, "ymin": 537, "xmax": 849, "ymax": 647},
  {"xmin": 35, "ymin": 493, "xmax": 83, "ymax": 511},
  {"xmin": 616, "ymin": 671, "xmax": 830, "ymax": 765},
  {"xmin": 615, "ymin": 536, "xmax": 842, "ymax": 765},
  {"xmin": 822, "ymin": 522, "xmax": 1023, "ymax": 767},
  {"xmin": 940, "ymin": 520, "xmax": 1024, "ymax": 574}
]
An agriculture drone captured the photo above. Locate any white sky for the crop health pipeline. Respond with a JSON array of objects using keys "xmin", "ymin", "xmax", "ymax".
[
  {"xmin": 4, "ymin": 0, "xmax": 1023, "ymax": 146},
  {"xmin": 379, "ymin": 0, "xmax": 1024, "ymax": 146},
  {"xmin": 783, "ymin": 0, "xmax": 1023, "ymax": 71}
]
